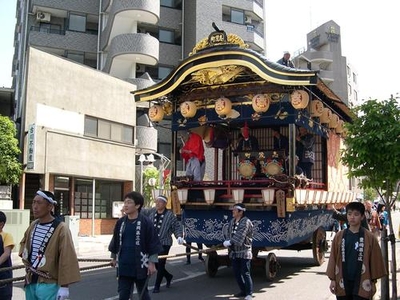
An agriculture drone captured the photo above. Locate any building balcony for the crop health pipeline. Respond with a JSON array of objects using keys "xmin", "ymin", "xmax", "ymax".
[
  {"xmin": 136, "ymin": 125, "xmax": 158, "ymax": 154},
  {"xmin": 101, "ymin": 0, "xmax": 160, "ymax": 50},
  {"xmin": 307, "ymin": 51, "xmax": 334, "ymax": 64},
  {"xmin": 222, "ymin": 0, "xmax": 263, "ymax": 19},
  {"xmin": 29, "ymin": 28, "xmax": 98, "ymax": 53},
  {"xmin": 318, "ymin": 70, "xmax": 335, "ymax": 83},
  {"xmin": 222, "ymin": 21, "xmax": 264, "ymax": 52},
  {"xmin": 102, "ymin": 33, "xmax": 159, "ymax": 79}
]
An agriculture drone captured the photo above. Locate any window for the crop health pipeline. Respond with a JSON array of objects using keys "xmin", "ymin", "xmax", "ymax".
[
  {"xmin": 84, "ymin": 116, "xmax": 97, "ymax": 136},
  {"xmin": 69, "ymin": 14, "xmax": 86, "ymax": 32},
  {"xmin": 348, "ymin": 84, "xmax": 352, "ymax": 96},
  {"xmin": 352, "ymin": 72, "xmax": 357, "ymax": 84},
  {"xmin": 84, "ymin": 116, "xmax": 134, "ymax": 144},
  {"xmin": 67, "ymin": 51, "xmax": 84, "ymax": 64},
  {"xmin": 231, "ymin": 9, "xmax": 244, "ymax": 24},
  {"xmin": 158, "ymin": 66, "xmax": 173, "ymax": 80},
  {"xmin": 159, "ymin": 29, "xmax": 175, "ymax": 43},
  {"xmin": 160, "ymin": 0, "xmax": 182, "ymax": 8},
  {"xmin": 39, "ymin": 23, "xmax": 51, "ymax": 33},
  {"xmin": 74, "ymin": 179, "xmax": 123, "ymax": 219}
]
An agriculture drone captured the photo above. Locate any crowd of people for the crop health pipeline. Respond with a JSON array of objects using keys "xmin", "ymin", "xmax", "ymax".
[{"xmin": 0, "ymin": 187, "xmax": 395, "ymax": 300}]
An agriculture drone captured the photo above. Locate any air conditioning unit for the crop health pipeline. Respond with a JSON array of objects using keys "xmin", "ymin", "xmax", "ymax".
[
  {"xmin": 245, "ymin": 16, "xmax": 252, "ymax": 24},
  {"xmin": 37, "ymin": 11, "xmax": 51, "ymax": 22},
  {"xmin": 136, "ymin": 64, "xmax": 146, "ymax": 73}
]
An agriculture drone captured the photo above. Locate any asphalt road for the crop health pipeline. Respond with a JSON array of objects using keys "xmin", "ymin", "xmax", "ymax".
[{"xmin": 12, "ymin": 211, "xmax": 400, "ymax": 299}]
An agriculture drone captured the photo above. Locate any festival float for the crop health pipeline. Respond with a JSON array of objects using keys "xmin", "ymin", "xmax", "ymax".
[{"xmin": 133, "ymin": 27, "xmax": 354, "ymax": 280}]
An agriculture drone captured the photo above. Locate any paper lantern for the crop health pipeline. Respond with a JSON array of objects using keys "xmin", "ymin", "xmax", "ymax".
[
  {"xmin": 252, "ymin": 94, "xmax": 270, "ymax": 113},
  {"xmin": 329, "ymin": 114, "xmax": 339, "ymax": 128},
  {"xmin": 180, "ymin": 101, "xmax": 197, "ymax": 118},
  {"xmin": 311, "ymin": 99, "xmax": 324, "ymax": 117},
  {"xmin": 215, "ymin": 97, "xmax": 232, "ymax": 116},
  {"xmin": 320, "ymin": 107, "xmax": 332, "ymax": 123},
  {"xmin": 336, "ymin": 120, "xmax": 344, "ymax": 133},
  {"xmin": 290, "ymin": 90, "xmax": 309, "ymax": 109},
  {"xmin": 148, "ymin": 105, "xmax": 164, "ymax": 122}
]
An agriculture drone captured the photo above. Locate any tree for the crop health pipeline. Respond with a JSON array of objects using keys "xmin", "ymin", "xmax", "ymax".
[
  {"xmin": 341, "ymin": 97, "xmax": 400, "ymax": 300},
  {"xmin": 0, "ymin": 116, "xmax": 22, "ymax": 185}
]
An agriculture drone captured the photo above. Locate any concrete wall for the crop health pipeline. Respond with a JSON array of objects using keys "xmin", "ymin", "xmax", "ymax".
[{"xmin": 23, "ymin": 47, "xmax": 138, "ymax": 181}]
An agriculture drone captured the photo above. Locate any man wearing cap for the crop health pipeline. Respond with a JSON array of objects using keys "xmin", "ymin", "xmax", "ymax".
[
  {"xmin": 277, "ymin": 51, "xmax": 295, "ymax": 68},
  {"xmin": 19, "ymin": 190, "xmax": 81, "ymax": 300},
  {"xmin": 223, "ymin": 203, "xmax": 254, "ymax": 300},
  {"xmin": 143, "ymin": 195, "xmax": 184, "ymax": 293}
]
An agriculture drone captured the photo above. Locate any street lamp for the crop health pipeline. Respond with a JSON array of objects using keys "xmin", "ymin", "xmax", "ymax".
[{"xmin": 138, "ymin": 154, "xmax": 146, "ymax": 194}]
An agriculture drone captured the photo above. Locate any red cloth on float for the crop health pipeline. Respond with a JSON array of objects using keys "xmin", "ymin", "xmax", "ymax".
[{"xmin": 181, "ymin": 132, "xmax": 205, "ymax": 163}]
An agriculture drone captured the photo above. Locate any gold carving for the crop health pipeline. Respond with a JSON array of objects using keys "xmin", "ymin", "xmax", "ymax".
[
  {"xmin": 189, "ymin": 33, "xmax": 249, "ymax": 56},
  {"xmin": 190, "ymin": 65, "xmax": 245, "ymax": 85}
]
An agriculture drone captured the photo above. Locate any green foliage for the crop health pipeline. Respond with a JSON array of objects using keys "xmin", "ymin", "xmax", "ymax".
[
  {"xmin": 143, "ymin": 164, "xmax": 160, "ymax": 207},
  {"xmin": 341, "ymin": 98, "xmax": 400, "ymax": 202},
  {"xmin": 363, "ymin": 187, "xmax": 376, "ymax": 202},
  {"xmin": 0, "ymin": 116, "xmax": 22, "ymax": 185}
]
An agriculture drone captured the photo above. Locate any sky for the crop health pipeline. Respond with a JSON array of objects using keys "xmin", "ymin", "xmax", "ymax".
[
  {"xmin": 0, "ymin": 0, "xmax": 17, "ymax": 88},
  {"xmin": 0, "ymin": 0, "xmax": 398, "ymax": 101}
]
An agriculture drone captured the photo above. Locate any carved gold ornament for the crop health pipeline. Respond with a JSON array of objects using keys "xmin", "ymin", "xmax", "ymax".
[
  {"xmin": 190, "ymin": 65, "xmax": 245, "ymax": 85},
  {"xmin": 189, "ymin": 33, "xmax": 249, "ymax": 56}
]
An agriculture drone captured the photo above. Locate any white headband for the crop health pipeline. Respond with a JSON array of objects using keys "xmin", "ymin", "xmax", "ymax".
[
  {"xmin": 36, "ymin": 190, "xmax": 57, "ymax": 205},
  {"xmin": 156, "ymin": 195, "xmax": 168, "ymax": 203},
  {"xmin": 233, "ymin": 205, "xmax": 246, "ymax": 211}
]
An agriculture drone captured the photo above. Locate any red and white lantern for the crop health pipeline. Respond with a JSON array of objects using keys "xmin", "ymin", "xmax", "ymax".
[
  {"xmin": 320, "ymin": 107, "xmax": 332, "ymax": 123},
  {"xmin": 180, "ymin": 101, "xmax": 197, "ymax": 118},
  {"xmin": 329, "ymin": 114, "xmax": 339, "ymax": 128},
  {"xmin": 335, "ymin": 120, "xmax": 344, "ymax": 133},
  {"xmin": 252, "ymin": 94, "xmax": 270, "ymax": 113},
  {"xmin": 310, "ymin": 99, "xmax": 324, "ymax": 117},
  {"xmin": 215, "ymin": 97, "xmax": 232, "ymax": 116},
  {"xmin": 290, "ymin": 90, "xmax": 309, "ymax": 109},
  {"xmin": 148, "ymin": 105, "xmax": 164, "ymax": 122}
]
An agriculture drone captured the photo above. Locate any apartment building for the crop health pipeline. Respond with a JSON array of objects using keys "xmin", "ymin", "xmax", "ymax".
[
  {"xmin": 11, "ymin": 0, "xmax": 266, "ymax": 234},
  {"xmin": 293, "ymin": 20, "xmax": 359, "ymax": 106}
]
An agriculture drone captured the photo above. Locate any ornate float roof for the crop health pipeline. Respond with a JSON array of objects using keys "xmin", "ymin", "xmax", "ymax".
[{"xmin": 132, "ymin": 30, "xmax": 352, "ymax": 122}]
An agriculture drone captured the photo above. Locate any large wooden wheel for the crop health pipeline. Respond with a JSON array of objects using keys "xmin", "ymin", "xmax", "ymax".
[
  {"xmin": 205, "ymin": 251, "xmax": 219, "ymax": 277},
  {"xmin": 312, "ymin": 227, "xmax": 328, "ymax": 266},
  {"xmin": 265, "ymin": 252, "xmax": 279, "ymax": 281}
]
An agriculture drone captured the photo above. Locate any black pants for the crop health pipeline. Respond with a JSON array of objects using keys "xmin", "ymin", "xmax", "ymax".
[
  {"xmin": 154, "ymin": 245, "xmax": 172, "ymax": 288},
  {"xmin": 186, "ymin": 243, "xmax": 203, "ymax": 262},
  {"xmin": 299, "ymin": 162, "xmax": 313, "ymax": 179},
  {"xmin": 118, "ymin": 275, "xmax": 150, "ymax": 300},
  {"xmin": 337, "ymin": 296, "xmax": 369, "ymax": 300},
  {"xmin": 337, "ymin": 280, "xmax": 369, "ymax": 300}
]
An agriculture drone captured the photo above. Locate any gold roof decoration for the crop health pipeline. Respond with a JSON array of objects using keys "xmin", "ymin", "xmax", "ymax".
[
  {"xmin": 190, "ymin": 65, "xmax": 245, "ymax": 85},
  {"xmin": 189, "ymin": 30, "xmax": 249, "ymax": 56}
]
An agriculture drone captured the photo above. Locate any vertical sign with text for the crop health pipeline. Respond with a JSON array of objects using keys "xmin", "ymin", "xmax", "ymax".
[{"xmin": 27, "ymin": 124, "xmax": 36, "ymax": 170}]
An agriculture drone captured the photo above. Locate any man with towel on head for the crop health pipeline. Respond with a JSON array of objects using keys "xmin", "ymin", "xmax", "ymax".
[
  {"xmin": 19, "ymin": 190, "xmax": 81, "ymax": 300},
  {"xmin": 143, "ymin": 195, "xmax": 184, "ymax": 293},
  {"xmin": 223, "ymin": 203, "xmax": 254, "ymax": 300}
]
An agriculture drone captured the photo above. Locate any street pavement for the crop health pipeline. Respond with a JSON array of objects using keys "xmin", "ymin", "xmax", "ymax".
[{"xmin": 11, "ymin": 211, "xmax": 400, "ymax": 299}]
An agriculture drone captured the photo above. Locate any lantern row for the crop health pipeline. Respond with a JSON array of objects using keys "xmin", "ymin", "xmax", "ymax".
[{"xmin": 148, "ymin": 90, "xmax": 345, "ymax": 134}]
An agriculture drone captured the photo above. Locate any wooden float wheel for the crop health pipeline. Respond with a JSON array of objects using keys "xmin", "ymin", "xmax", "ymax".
[
  {"xmin": 265, "ymin": 252, "xmax": 278, "ymax": 281},
  {"xmin": 205, "ymin": 251, "xmax": 219, "ymax": 277},
  {"xmin": 312, "ymin": 227, "xmax": 328, "ymax": 266}
]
